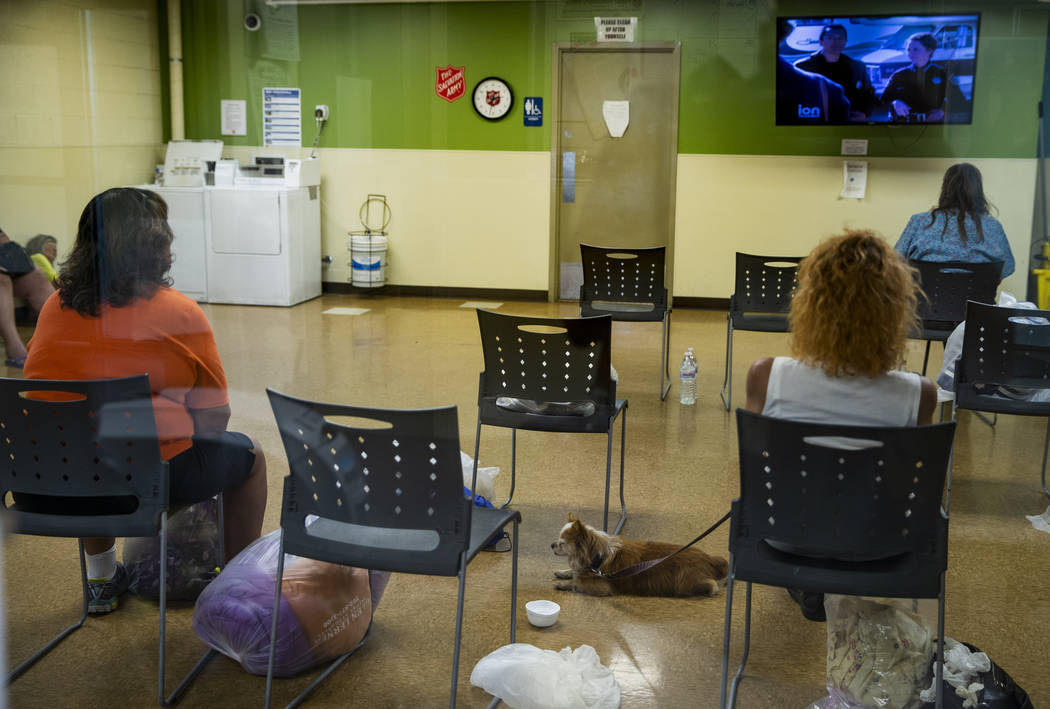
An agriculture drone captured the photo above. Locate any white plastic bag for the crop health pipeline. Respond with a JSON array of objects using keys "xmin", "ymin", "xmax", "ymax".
[
  {"xmin": 470, "ymin": 643, "xmax": 621, "ymax": 709},
  {"xmin": 807, "ymin": 596, "xmax": 933, "ymax": 709},
  {"xmin": 461, "ymin": 451, "xmax": 499, "ymax": 500}
]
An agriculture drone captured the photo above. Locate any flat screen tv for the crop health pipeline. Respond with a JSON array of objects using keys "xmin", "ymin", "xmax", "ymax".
[{"xmin": 776, "ymin": 14, "xmax": 979, "ymax": 125}]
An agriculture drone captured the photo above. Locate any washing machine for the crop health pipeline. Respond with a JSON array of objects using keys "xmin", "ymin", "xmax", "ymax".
[{"xmin": 205, "ymin": 185, "xmax": 321, "ymax": 306}]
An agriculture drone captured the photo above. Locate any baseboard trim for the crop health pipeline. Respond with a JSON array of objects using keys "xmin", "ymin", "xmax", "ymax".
[
  {"xmin": 674, "ymin": 297, "xmax": 729, "ymax": 310},
  {"xmin": 322, "ymin": 282, "xmax": 548, "ymax": 301},
  {"xmin": 321, "ymin": 283, "xmax": 728, "ymax": 309}
]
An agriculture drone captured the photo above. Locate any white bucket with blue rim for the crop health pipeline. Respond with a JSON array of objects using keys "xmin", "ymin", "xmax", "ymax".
[{"xmin": 349, "ymin": 233, "xmax": 388, "ymax": 288}]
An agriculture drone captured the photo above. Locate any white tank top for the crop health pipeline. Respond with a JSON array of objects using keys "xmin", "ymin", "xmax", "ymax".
[{"xmin": 762, "ymin": 357, "xmax": 921, "ymax": 427}]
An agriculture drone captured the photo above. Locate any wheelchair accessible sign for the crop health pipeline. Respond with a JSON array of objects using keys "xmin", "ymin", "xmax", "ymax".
[{"xmin": 524, "ymin": 97, "xmax": 542, "ymax": 126}]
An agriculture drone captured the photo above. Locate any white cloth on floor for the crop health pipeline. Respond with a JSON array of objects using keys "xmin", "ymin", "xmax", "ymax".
[
  {"xmin": 470, "ymin": 643, "xmax": 620, "ymax": 709},
  {"xmin": 919, "ymin": 638, "xmax": 990, "ymax": 707}
]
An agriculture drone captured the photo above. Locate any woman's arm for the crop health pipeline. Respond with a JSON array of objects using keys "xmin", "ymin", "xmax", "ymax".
[
  {"xmin": 988, "ymin": 218, "xmax": 1014, "ymax": 278},
  {"xmin": 191, "ymin": 403, "xmax": 231, "ymax": 436},
  {"xmin": 744, "ymin": 357, "xmax": 774, "ymax": 414},
  {"xmin": 894, "ymin": 215, "xmax": 920, "ymax": 258},
  {"xmin": 916, "ymin": 376, "xmax": 937, "ymax": 426}
]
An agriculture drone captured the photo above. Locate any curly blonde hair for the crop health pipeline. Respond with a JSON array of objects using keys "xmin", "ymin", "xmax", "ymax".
[{"xmin": 790, "ymin": 230, "xmax": 919, "ymax": 377}]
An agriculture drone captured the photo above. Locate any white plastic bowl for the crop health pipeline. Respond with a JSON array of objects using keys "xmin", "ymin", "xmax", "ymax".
[{"xmin": 525, "ymin": 599, "xmax": 561, "ymax": 627}]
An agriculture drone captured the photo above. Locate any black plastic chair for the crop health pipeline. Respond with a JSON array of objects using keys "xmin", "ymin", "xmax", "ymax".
[
  {"xmin": 721, "ymin": 410, "xmax": 956, "ymax": 709},
  {"xmin": 473, "ymin": 309, "xmax": 628, "ymax": 534},
  {"xmin": 719, "ymin": 253, "xmax": 803, "ymax": 411},
  {"xmin": 579, "ymin": 244, "xmax": 672, "ymax": 399},
  {"xmin": 954, "ymin": 300, "xmax": 1050, "ymax": 497},
  {"xmin": 0, "ymin": 375, "xmax": 217, "ymax": 706},
  {"xmin": 266, "ymin": 389, "xmax": 520, "ymax": 709},
  {"xmin": 910, "ymin": 260, "xmax": 1002, "ymax": 375}
]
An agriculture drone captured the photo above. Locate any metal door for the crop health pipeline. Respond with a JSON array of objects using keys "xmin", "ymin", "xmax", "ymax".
[{"xmin": 551, "ymin": 43, "xmax": 680, "ymax": 301}]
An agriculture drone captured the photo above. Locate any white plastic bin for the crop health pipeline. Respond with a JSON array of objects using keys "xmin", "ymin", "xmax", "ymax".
[{"xmin": 348, "ymin": 233, "xmax": 388, "ymax": 288}]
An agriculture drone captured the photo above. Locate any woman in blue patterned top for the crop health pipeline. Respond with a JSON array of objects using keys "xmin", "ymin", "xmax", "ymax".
[{"xmin": 894, "ymin": 163, "xmax": 1014, "ymax": 278}]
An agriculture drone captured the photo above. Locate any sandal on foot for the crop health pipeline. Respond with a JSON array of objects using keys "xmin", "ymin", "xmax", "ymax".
[{"xmin": 4, "ymin": 355, "xmax": 26, "ymax": 368}]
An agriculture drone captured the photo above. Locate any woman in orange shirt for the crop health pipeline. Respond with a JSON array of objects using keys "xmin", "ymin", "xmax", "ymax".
[{"xmin": 25, "ymin": 187, "xmax": 267, "ymax": 614}]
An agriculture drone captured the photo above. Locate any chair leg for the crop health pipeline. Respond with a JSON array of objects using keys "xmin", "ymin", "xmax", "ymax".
[
  {"xmin": 483, "ymin": 523, "xmax": 518, "ymax": 709},
  {"xmin": 719, "ymin": 558, "xmax": 736, "ymax": 709},
  {"xmin": 264, "ymin": 530, "xmax": 288, "ymax": 709},
  {"xmin": 726, "ymin": 582, "xmax": 753, "ymax": 709},
  {"xmin": 158, "ymin": 512, "xmax": 168, "ymax": 706},
  {"xmin": 497, "ymin": 428, "xmax": 518, "ymax": 509},
  {"xmin": 659, "ymin": 312, "xmax": 672, "ymax": 400},
  {"xmin": 613, "ymin": 407, "xmax": 627, "ymax": 535},
  {"xmin": 604, "ymin": 423, "xmax": 613, "ymax": 533},
  {"xmin": 450, "ymin": 553, "xmax": 469, "ymax": 709},
  {"xmin": 164, "ymin": 499, "xmax": 225, "ymax": 706},
  {"xmin": 720, "ymin": 316, "xmax": 733, "ymax": 411},
  {"xmin": 1041, "ymin": 418, "xmax": 1050, "ymax": 498},
  {"xmin": 936, "ymin": 574, "xmax": 946, "ymax": 709},
  {"xmin": 4, "ymin": 539, "xmax": 90, "ymax": 685},
  {"xmin": 921, "ymin": 340, "xmax": 932, "ymax": 376}
]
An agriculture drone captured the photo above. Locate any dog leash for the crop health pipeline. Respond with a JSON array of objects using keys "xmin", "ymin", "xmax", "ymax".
[{"xmin": 592, "ymin": 509, "xmax": 731, "ymax": 580}]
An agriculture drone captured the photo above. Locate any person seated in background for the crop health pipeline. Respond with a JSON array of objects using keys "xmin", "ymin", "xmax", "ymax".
[
  {"xmin": 794, "ymin": 24, "xmax": 877, "ymax": 122},
  {"xmin": 895, "ymin": 162, "xmax": 1014, "ymax": 279},
  {"xmin": 24, "ymin": 234, "xmax": 59, "ymax": 285},
  {"xmin": 880, "ymin": 32, "xmax": 966, "ymax": 123},
  {"xmin": 0, "ymin": 226, "xmax": 54, "ymax": 368},
  {"xmin": 745, "ymin": 230, "xmax": 937, "ymax": 621},
  {"xmin": 24, "ymin": 187, "xmax": 267, "ymax": 614}
]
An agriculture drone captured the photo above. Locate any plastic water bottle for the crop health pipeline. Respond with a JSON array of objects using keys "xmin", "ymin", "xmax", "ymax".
[{"xmin": 680, "ymin": 347, "xmax": 698, "ymax": 405}]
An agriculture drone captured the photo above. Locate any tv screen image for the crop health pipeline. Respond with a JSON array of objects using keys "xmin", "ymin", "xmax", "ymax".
[{"xmin": 776, "ymin": 15, "xmax": 979, "ymax": 125}]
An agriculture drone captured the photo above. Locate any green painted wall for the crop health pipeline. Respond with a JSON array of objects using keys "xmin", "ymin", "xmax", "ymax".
[{"xmin": 180, "ymin": 0, "xmax": 1047, "ymax": 158}]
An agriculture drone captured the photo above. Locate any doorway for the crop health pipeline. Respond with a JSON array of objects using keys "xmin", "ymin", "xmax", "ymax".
[{"xmin": 550, "ymin": 42, "xmax": 681, "ymax": 301}]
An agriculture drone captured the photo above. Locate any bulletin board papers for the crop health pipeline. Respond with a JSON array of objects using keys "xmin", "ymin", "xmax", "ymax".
[
  {"xmin": 221, "ymin": 100, "xmax": 246, "ymax": 136},
  {"xmin": 263, "ymin": 88, "xmax": 301, "ymax": 147},
  {"xmin": 841, "ymin": 160, "xmax": 867, "ymax": 199}
]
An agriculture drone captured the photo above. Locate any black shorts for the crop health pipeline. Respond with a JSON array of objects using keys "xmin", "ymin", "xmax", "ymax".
[
  {"xmin": 12, "ymin": 431, "xmax": 256, "ymax": 515},
  {"xmin": 169, "ymin": 431, "xmax": 256, "ymax": 506}
]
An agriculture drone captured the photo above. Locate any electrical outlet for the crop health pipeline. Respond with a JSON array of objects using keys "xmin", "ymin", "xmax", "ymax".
[{"xmin": 314, "ymin": 105, "xmax": 329, "ymax": 121}]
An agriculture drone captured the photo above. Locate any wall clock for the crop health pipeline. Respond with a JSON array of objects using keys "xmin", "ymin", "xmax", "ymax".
[{"xmin": 473, "ymin": 77, "xmax": 513, "ymax": 121}]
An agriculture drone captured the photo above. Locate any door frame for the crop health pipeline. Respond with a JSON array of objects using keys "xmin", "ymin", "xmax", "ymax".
[{"xmin": 548, "ymin": 41, "xmax": 681, "ymax": 302}]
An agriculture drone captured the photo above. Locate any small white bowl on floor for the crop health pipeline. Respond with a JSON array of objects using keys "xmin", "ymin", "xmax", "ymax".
[{"xmin": 525, "ymin": 600, "xmax": 560, "ymax": 627}]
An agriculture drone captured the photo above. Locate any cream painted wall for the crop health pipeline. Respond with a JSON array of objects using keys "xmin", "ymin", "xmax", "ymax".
[
  {"xmin": 0, "ymin": 0, "xmax": 162, "ymax": 251},
  {"xmin": 225, "ymin": 146, "xmax": 551, "ymax": 291},
  {"xmin": 674, "ymin": 155, "xmax": 1036, "ymax": 299}
]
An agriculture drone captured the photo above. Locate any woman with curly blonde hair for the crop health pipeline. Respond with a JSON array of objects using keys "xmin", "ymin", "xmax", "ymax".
[{"xmin": 744, "ymin": 229, "xmax": 937, "ymax": 620}]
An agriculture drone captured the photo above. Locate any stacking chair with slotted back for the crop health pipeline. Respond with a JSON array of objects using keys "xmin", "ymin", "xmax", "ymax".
[
  {"xmin": 473, "ymin": 309, "xmax": 628, "ymax": 534},
  {"xmin": 721, "ymin": 410, "xmax": 956, "ymax": 709},
  {"xmin": 954, "ymin": 300, "xmax": 1050, "ymax": 497},
  {"xmin": 910, "ymin": 260, "xmax": 1002, "ymax": 375},
  {"xmin": 579, "ymin": 244, "xmax": 672, "ymax": 399},
  {"xmin": 0, "ymin": 374, "xmax": 217, "ymax": 706},
  {"xmin": 719, "ymin": 253, "xmax": 802, "ymax": 411},
  {"xmin": 266, "ymin": 389, "xmax": 520, "ymax": 709}
]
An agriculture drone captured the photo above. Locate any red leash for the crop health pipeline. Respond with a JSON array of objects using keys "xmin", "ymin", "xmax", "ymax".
[{"xmin": 592, "ymin": 510, "xmax": 731, "ymax": 579}]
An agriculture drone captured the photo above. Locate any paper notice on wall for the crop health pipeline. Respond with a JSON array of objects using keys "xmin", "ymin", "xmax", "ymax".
[
  {"xmin": 841, "ymin": 139, "xmax": 868, "ymax": 156},
  {"xmin": 841, "ymin": 160, "xmax": 867, "ymax": 199},
  {"xmin": 262, "ymin": 87, "xmax": 301, "ymax": 147},
  {"xmin": 221, "ymin": 100, "xmax": 246, "ymax": 136},
  {"xmin": 602, "ymin": 101, "xmax": 629, "ymax": 138},
  {"xmin": 595, "ymin": 17, "xmax": 636, "ymax": 41}
]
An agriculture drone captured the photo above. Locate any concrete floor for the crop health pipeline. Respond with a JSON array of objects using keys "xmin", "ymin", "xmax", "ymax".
[{"xmin": 3, "ymin": 293, "xmax": 1048, "ymax": 708}]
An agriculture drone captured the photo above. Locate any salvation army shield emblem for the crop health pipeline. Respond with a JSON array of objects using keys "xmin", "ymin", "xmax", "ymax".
[
  {"xmin": 435, "ymin": 65, "xmax": 465, "ymax": 102},
  {"xmin": 486, "ymin": 90, "xmax": 501, "ymax": 107}
]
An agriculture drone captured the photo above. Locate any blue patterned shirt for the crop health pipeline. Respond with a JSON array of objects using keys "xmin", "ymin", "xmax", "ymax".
[{"xmin": 894, "ymin": 211, "xmax": 1014, "ymax": 278}]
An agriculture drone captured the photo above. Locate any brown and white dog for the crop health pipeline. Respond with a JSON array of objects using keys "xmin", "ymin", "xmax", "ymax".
[{"xmin": 550, "ymin": 513, "xmax": 728, "ymax": 597}]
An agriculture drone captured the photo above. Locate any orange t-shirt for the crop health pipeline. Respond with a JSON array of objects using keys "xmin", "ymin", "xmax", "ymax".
[{"xmin": 25, "ymin": 288, "xmax": 229, "ymax": 460}]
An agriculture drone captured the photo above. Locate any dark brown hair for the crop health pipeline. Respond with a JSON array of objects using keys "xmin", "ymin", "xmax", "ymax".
[
  {"xmin": 928, "ymin": 162, "xmax": 992, "ymax": 244},
  {"xmin": 58, "ymin": 188, "xmax": 173, "ymax": 317}
]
